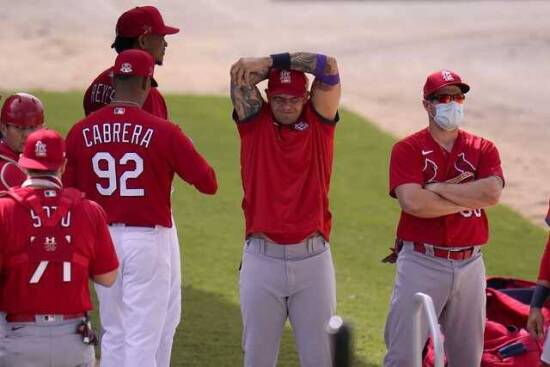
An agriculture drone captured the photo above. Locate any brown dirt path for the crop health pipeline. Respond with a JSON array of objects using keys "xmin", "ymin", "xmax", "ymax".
[{"xmin": 2, "ymin": 0, "xmax": 549, "ymax": 225}]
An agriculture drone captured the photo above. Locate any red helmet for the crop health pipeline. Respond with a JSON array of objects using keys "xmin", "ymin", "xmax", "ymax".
[{"xmin": 1, "ymin": 93, "xmax": 44, "ymax": 127}]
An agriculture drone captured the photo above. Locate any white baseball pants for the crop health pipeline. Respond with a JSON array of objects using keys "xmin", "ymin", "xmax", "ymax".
[{"xmin": 96, "ymin": 224, "xmax": 181, "ymax": 367}]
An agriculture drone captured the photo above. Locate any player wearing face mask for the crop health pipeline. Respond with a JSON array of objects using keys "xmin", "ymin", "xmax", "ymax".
[
  {"xmin": 430, "ymin": 93, "xmax": 465, "ymax": 131},
  {"xmin": 383, "ymin": 69, "xmax": 504, "ymax": 366}
]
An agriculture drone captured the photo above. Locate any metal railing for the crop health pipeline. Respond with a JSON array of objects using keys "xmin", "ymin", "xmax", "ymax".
[{"xmin": 412, "ymin": 292, "xmax": 445, "ymax": 367}]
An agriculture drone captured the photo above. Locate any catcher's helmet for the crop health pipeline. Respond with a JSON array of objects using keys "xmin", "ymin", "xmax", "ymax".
[{"xmin": 1, "ymin": 93, "xmax": 44, "ymax": 127}]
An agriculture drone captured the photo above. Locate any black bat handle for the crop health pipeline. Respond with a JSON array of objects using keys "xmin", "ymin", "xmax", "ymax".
[{"xmin": 327, "ymin": 315, "xmax": 352, "ymax": 367}]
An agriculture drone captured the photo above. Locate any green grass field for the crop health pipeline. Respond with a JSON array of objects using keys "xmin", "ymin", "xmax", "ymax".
[{"xmin": 28, "ymin": 91, "xmax": 548, "ymax": 366}]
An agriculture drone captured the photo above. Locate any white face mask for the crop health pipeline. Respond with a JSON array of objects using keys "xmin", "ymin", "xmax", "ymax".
[{"xmin": 433, "ymin": 102, "xmax": 464, "ymax": 131}]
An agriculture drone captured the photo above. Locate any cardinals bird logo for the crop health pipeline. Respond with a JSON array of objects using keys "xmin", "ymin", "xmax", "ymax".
[
  {"xmin": 453, "ymin": 153, "xmax": 476, "ymax": 182},
  {"xmin": 423, "ymin": 158, "xmax": 438, "ymax": 183}
]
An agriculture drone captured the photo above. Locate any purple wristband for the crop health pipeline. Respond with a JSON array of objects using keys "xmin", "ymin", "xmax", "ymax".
[
  {"xmin": 314, "ymin": 54, "xmax": 327, "ymax": 78},
  {"xmin": 318, "ymin": 73, "xmax": 340, "ymax": 86}
]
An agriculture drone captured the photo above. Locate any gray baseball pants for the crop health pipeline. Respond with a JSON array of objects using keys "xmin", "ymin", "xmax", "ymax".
[
  {"xmin": 0, "ymin": 318, "xmax": 94, "ymax": 367},
  {"xmin": 541, "ymin": 332, "xmax": 550, "ymax": 363},
  {"xmin": 383, "ymin": 242, "xmax": 486, "ymax": 367},
  {"xmin": 0, "ymin": 313, "xmax": 6, "ymax": 338},
  {"xmin": 239, "ymin": 235, "xmax": 336, "ymax": 367}
]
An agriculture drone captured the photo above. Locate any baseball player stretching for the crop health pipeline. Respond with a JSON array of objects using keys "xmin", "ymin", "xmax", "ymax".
[
  {"xmin": 527, "ymin": 199, "xmax": 550, "ymax": 366},
  {"xmin": 83, "ymin": 5, "xmax": 178, "ymax": 118},
  {"xmin": 384, "ymin": 70, "xmax": 505, "ymax": 366},
  {"xmin": 0, "ymin": 128, "xmax": 119, "ymax": 367},
  {"xmin": 230, "ymin": 52, "xmax": 341, "ymax": 367},
  {"xmin": 64, "ymin": 49, "xmax": 217, "ymax": 367}
]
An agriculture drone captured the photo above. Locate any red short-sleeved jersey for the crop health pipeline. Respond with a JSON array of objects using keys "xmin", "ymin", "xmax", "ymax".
[
  {"xmin": 83, "ymin": 67, "xmax": 169, "ymax": 119},
  {"xmin": 0, "ymin": 141, "xmax": 25, "ymax": 191},
  {"xmin": 537, "ymin": 200, "xmax": 550, "ymax": 281},
  {"xmin": 389, "ymin": 128, "xmax": 504, "ymax": 246},
  {"xmin": 0, "ymin": 186, "xmax": 118, "ymax": 314},
  {"xmin": 235, "ymin": 102, "xmax": 338, "ymax": 244},
  {"xmin": 63, "ymin": 104, "xmax": 217, "ymax": 227}
]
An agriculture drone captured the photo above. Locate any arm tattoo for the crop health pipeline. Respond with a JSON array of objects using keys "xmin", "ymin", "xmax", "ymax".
[
  {"xmin": 230, "ymin": 70, "xmax": 268, "ymax": 120},
  {"xmin": 290, "ymin": 53, "xmax": 317, "ymax": 74},
  {"xmin": 230, "ymin": 83, "xmax": 263, "ymax": 120},
  {"xmin": 248, "ymin": 70, "xmax": 269, "ymax": 85}
]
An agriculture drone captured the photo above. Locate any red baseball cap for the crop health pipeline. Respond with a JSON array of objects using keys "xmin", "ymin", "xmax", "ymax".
[
  {"xmin": 19, "ymin": 128, "xmax": 65, "ymax": 171},
  {"xmin": 113, "ymin": 49, "xmax": 155, "ymax": 78},
  {"xmin": 423, "ymin": 70, "xmax": 470, "ymax": 99},
  {"xmin": 267, "ymin": 69, "xmax": 308, "ymax": 97},
  {"xmin": 116, "ymin": 6, "xmax": 179, "ymax": 38}
]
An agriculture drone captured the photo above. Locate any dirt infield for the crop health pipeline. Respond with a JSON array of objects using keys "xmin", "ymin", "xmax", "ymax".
[{"xmin": 2, "ymin": 0, "xmax": 549, "ymax": 225}]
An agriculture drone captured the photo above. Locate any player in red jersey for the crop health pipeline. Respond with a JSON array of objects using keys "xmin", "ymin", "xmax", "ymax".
[
  {"xmin": 0, "ymin": 93, "xmax": 44, "ymax": 191},
  {"xmin": 383, "ymin": 70, "xmax": 504, "ymax": 366},
  {"xmin": 0, "ymin": 128, "xmax": 118, "ymax": 367},
  {"xmin": 0, "ymin": 92, "xmax": 45, "ymax": 340},
  {"xmin": 527, "ymin": 199, "xmax": 550, "ymax": 366},
  {"xmin": 83, "ymin": 5, "xmax": 179, "ymax": 118},
  {"xmin": 65, "ymin": 49, "xmax": 217, "ymax": 367},
  {"xmin": 230, "ymin": 52, "xmax": 341, "ymax": 367}
]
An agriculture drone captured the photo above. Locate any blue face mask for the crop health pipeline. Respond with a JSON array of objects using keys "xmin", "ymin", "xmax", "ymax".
[{"xmin": 433, "ymin": 102, "xmax": 464, "ymax": 131}]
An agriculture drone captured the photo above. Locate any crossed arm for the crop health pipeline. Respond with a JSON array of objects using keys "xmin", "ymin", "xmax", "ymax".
[
  {"xmin": 395, "ymin": 176, "xmax": 503, "ymax": 218},
  {"xmin": 230, "ymin": 52, "xmax": 341, "ymax": 121}
]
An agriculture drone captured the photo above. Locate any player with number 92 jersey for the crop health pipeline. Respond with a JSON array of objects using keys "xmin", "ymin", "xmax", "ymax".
[
  {"xmin": 63, "ymin": 49, "xmax": 217, "ymax": 367},
  {"xmin": 63, "ymin": 106, "xmax": 217, "ymax": 227}
]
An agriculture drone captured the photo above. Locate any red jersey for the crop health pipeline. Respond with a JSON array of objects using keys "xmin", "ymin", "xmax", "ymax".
[
  {"xmin": 389, "ymin": 128, "xmax": 504, "ymax": 247},
  {"xmin": 63, "ymin": 104, "xmax": 217, "ymax": 227},
  {"xmin": 0, "ymin": 141, "xmax": 25, "ymax": 191},
  {"xmin": 235, "ymin": 102, "xmax": 338, "ymax": 244},
  {"xmin": 0, "ymin": 185, "xmax": 118, "ymax": 314},
  {"xmin": 83, "ymin": 67, "xmax": 169, "ymax": 119},
  {"xmin": 537, "ymin": 200, "xmax": 550, "ymax": 281}
]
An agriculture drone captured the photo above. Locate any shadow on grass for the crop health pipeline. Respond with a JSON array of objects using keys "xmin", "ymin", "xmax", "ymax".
[{"xmin": 172, "ymin": 286, "xmax": 377, "ymax": 366}]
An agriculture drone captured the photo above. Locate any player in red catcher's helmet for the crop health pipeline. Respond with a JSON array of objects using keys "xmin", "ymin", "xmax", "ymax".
[
  {"xmin": 0, "ymin": 93, "xmax": 46, "ymax": 340},
  {"xmin": 0, "ymin": 93, "xmax": 45, "ymax": 190},
  {"xmin": 1, "ymin": 93, "xmax": 44, "ymax": 152}
]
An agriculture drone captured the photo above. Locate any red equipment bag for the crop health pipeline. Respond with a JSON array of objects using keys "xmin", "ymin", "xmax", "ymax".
[{"xmin": 423, "ymin": 277, "xmax": 546, "ymax": 367}]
